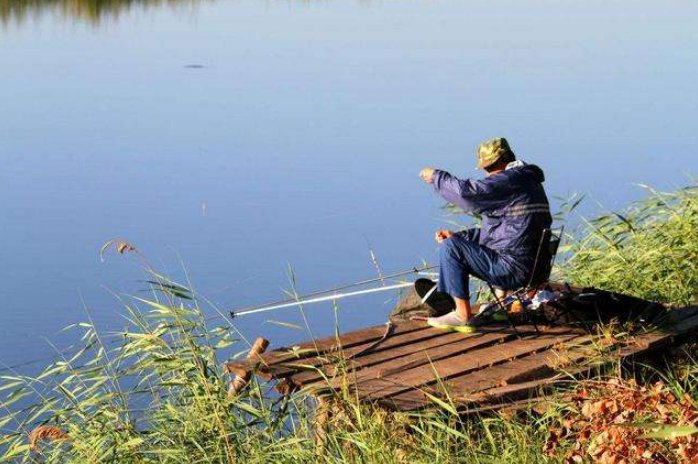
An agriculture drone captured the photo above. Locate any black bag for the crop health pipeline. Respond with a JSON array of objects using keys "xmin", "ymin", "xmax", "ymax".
[
  {"xmin": 544, "ymin": 286, "xmax": 667, "ymax": 327},
  {"xmin": 389, "ymin": 279, "xmax": 454, "ymax": 323}
]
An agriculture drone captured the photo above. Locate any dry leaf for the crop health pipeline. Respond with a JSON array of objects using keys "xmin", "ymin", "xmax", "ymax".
[
  {"xmin": 29, "ymin": 425, "xmax": 69, "ymax": 450},
  {"xmin": 99, "ymin": 239, "xmax": 137, "ymax": 262}
]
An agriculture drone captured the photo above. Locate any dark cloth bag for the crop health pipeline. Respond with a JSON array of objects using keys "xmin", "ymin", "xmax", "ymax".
[
  {"xmin": 389, "ymin": 279, "xmax": 455, "ymax": 323},
  {"xmin": 543, "ymin": 286, "xmax": 667, "ymax": 327}
]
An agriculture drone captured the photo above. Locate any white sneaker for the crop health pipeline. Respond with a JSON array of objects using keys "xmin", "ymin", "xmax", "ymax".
[{"xmin": 426, "ymin": 311, "xmax": 477, "ymax": 333}]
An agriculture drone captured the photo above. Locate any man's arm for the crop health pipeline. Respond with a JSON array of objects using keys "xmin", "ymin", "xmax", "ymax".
[
  {"xmin": 455, "ymin": 227, "xmax": 480, "ymax": 242},
  {"xmin": 431, "ymin": 169, "xmax": 512, "ymax": 214}
]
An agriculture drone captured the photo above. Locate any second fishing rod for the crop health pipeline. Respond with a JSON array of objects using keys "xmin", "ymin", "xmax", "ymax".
[{"xmin": 229, "ymin": 264, "xmax": 439, "ymax": 318}]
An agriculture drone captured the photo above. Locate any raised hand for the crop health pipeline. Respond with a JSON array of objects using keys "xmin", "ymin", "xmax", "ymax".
[
  {"xmin": 434, "ymin": 229, "xmax": 454, "ymax": 243},
  {"xmin": 419, "ymin": 167, "xmax": 436, "ymax": 183}
]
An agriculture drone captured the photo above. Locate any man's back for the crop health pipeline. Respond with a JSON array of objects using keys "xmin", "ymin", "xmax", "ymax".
[
  {"xmin": 477, "ymin": 161, "xmax": 552, "ymax": 257},
  {"xmin": 432, "ymin": 160, "xmax": 552, "ymax": 261}
]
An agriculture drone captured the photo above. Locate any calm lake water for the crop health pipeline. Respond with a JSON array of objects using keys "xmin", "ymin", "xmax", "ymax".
[{"xmin": 1, "ymin": 0, "xmax": 696, "ymax": 371}]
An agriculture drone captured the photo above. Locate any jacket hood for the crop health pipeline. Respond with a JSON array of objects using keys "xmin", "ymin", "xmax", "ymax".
[{"xmin": 506, "ymin": 161, "xmax": 545, "ymax": 183}]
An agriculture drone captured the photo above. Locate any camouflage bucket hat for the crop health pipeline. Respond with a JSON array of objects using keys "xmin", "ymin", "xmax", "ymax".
[{"xmin": 477, "ymin": 137, "xmax": 514, "ymax": 169}]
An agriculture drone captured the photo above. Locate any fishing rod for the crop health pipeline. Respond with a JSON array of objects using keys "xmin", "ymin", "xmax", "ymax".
[{"xmin": 229, "ymin": 265, "xmax": 438, "ymax": 318}]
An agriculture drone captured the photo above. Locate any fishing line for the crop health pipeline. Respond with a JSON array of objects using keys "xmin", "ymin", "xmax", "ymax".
[
  {"xmin": 0, "ymin": 338, "xmax": 121, "ymax": 374},
  {"xmin": 0, "ymin": 351, "xmax": 77, "ymax": 373},
  {"xmin": 0, "ymin": 307, "xmax": 239, "ymax": 374}
]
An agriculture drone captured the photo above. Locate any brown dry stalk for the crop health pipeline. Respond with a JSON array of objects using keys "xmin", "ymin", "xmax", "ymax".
[{"xmin": 28, "ymin": 425, "xmax": 70, "ymax": 450}]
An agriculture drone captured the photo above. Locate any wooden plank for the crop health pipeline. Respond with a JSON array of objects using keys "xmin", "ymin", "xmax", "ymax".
[
  {"xmin": 453, "ymin": 336, "xmax": 598, "ymax": 393},
  {"xmin": 299, "ymin": 330, "xmax": 509, "ymax": 390},
  {"xmin": 384, "ymin": 336, "xmax": 598, "ymax": 411},
  {"xmin": 286, "ymin": 330, "xmax": 481, "ymax": 387},
  {"xmin": 439, "ymin": 314, "xmax": 698, "ymax": 410},
  {"xmin": 225, "ymin": 320, "xmax": 427, "ymax": 376},
  {"xmin": 265, "ymin": 325, "xmax": 472, "ymax": 381},
  {"xmin": 359, "ymin": 331, "xmax": 583, "ymax": 401},
  {"xmin": 297, "ymin": 325, "xmax": 578, "ymax": 391},
  {"xmin": 396, "ymin": 353, "xmax": 605, "ymax": 411},
  {"xmin": 308, "ymin": 327, "xmax": 583, "ymax": 401},
  {"xmin": 360, "ymin": 328, "xmax": 581, "ymax": 397}
]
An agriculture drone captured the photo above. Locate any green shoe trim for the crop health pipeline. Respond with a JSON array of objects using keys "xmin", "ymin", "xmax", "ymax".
[{"xmin": 427, "ymin": 320, "xmax": 477, "ymax": 333}]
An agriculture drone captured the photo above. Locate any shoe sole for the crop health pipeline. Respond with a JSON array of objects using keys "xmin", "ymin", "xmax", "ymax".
[{"xmin": 426, "ymin": 321, "xmax": 477, "ymax": 334}]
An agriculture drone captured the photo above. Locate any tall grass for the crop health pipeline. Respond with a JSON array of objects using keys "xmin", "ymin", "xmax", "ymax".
[
  {"xmin": 1, "ymin": 184, "xmax": 696, "ymax": 463},
  {"xmin": 560, "ymin": 184, "xmax": 697, "ymax": 306}
]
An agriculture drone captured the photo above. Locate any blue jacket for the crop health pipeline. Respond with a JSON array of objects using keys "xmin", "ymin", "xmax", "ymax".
[{"xmin": 432, "ymin": 162, "xmax": 552, "ymax": 275}]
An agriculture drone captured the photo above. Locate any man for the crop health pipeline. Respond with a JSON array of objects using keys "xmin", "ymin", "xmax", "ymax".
[{"xmin": 419, "ymin": 137, "xmax": 552, "ymax": 332}]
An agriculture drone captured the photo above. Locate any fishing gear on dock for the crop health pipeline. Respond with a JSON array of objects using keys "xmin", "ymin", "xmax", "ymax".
[{"xmin": 229, "ymin": 265, "xmax": 438, "ymax": 318}]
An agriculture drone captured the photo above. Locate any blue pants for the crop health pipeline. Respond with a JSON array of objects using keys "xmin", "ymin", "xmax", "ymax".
[{"xmin": 437, "ymin": 235, "xmax": 526, "ymax": 300}]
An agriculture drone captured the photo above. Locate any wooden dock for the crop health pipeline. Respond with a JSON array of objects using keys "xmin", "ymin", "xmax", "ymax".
[{"xmin": 226, "ymin": 303, "xmax": 698, "ymax": 413}]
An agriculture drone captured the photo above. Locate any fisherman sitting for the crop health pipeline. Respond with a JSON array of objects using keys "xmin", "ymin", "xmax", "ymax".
[{"xmin": 419, "ymin": 137, "xmax": 552, "ymax": 332}]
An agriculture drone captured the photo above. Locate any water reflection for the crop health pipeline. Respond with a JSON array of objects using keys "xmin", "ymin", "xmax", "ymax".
[{"xmin": 0, "ymin": 0, "xmax": 207, "ymax": 24}]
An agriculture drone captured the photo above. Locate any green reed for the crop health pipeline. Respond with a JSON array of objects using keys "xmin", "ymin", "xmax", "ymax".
[{"xmin": 560, "ymin": 184, "xmax": 697, "ymax": 307}]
